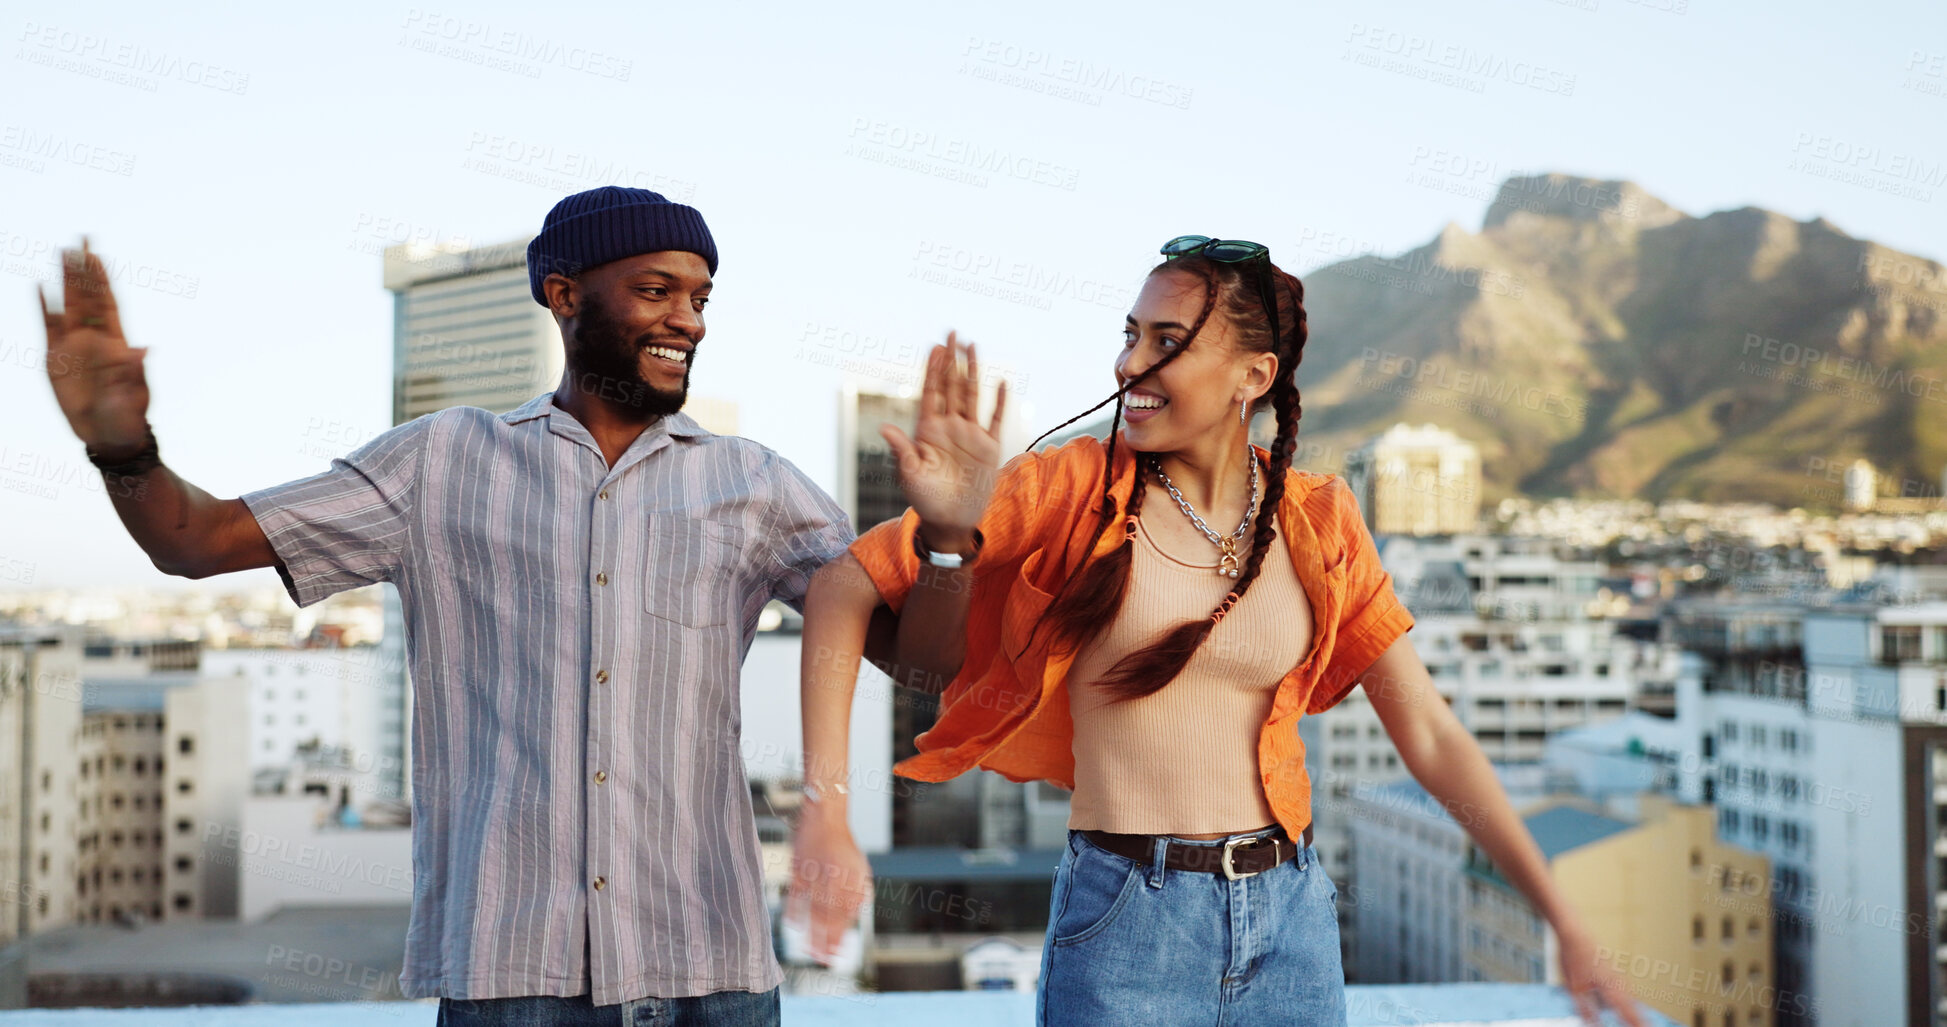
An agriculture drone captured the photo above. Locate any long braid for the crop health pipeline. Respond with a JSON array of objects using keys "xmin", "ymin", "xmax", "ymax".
[{"xmin": 1228, "ymin": 272, "xmax": 1308, "ymax": 606}]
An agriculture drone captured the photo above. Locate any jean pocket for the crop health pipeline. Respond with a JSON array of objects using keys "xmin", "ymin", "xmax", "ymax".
[
  {"xmin": 1051, "ymin": 835, "xmax": 1144, "ymax": 948},
  {"xmin": 1314, "ymin": 848, "xmax": 1340, "ymax": 908},
  {"xmin": 643, "ymin": 520, "xmax": 745, "ymax": 627}
]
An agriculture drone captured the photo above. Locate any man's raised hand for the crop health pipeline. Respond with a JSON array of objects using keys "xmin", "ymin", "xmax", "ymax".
[{"xmin": 41, "ymin": 239, "xmax": 151, "ymax": 459}]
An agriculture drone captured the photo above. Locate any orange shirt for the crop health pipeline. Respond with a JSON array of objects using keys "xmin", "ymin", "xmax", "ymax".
[{"xmin": 847, "ymin": 434, "xmax": 1416, "ymax": 839}]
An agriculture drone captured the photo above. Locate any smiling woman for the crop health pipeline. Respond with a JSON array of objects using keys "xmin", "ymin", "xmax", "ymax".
[{"xmin": 795, "ymin": 236, "xmax": 1653, "ymax": 1027}]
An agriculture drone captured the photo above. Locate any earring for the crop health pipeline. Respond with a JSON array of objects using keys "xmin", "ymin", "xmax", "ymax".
[{"xmin": 1239, "ymin": 396, "xmax": 1248, "ymax": 425}]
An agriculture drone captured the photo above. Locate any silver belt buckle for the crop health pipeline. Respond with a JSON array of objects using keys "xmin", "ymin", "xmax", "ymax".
[{"xmin": 1221, "ymin": 836, "xmax": 1274, "ymax": 880}]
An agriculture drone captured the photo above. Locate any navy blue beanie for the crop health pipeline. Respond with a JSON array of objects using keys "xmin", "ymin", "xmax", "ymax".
[{"xmin": 526, "ymin": 186, "xmax": 718, "ymax": 307}]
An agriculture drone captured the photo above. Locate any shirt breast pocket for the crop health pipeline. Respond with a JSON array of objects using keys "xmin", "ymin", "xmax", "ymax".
[{"xmin": 643, "ymin": 520, "xmax": 746, "ymax": 628}]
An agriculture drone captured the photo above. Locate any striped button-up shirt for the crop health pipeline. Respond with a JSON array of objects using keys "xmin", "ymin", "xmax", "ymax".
[{"xmin": 241, "ymin": 393, "xmax": 853, "ymax": 1004}]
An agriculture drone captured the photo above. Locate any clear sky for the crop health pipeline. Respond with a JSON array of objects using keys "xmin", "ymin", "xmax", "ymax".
[{"xmin": 4, "ymin": 0, "xmax": 1943, "ymax": 588}]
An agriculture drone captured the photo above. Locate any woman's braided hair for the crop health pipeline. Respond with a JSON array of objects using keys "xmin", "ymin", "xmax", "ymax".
[{"xmin": 1023, "ymin": 254, "xmax": 1310, "ymax": 701}]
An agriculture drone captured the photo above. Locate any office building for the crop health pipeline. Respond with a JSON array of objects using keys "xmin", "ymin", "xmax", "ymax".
[
  {"xmin": 1669, "ymin": 598, "xmax": 1947, "ymax": 1026},
  {"xmin": 1460, "ymin": 796, "xmax": 1773, "ymax": 1027},
  {"xmin": 1342, "ymin": 423, "xmax": 1482, "ymax": 536}
]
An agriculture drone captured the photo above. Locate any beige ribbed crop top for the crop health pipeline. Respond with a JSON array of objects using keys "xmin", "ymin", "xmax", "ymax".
[{"xmin": 1065, "ymin": 514, "xmax": 1314, "ymax": 834}]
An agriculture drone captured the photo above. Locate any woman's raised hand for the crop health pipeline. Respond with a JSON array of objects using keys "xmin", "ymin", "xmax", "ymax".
[{"xmin": 879, "ymin": 332, "xmax": 1007, "ymax": 548}]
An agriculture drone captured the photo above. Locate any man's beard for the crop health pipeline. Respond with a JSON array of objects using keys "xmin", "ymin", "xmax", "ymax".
[{"xmin": 573, "ymin": 292, "xmax": 692, "ymax": 418}]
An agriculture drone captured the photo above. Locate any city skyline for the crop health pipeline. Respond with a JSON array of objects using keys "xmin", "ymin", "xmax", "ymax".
[{"xmin": 3, "ymin": 0, "xmax": 1944, "ymax": 587}]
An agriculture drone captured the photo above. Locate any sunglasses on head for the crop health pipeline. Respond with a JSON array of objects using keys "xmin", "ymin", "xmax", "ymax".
[
  {"xmin": 1159, "ymin": 234, "xmax": 1270, "ymax": 264},
  {"xmin": 1157, "ymin": 235, "xmax": 1283, "ymax": 354}
]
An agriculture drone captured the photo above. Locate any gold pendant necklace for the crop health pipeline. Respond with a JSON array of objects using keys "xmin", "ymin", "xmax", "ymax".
[{"xmin": 1216, "ymin": 537, "xmax": 1243, "ymax": 578}]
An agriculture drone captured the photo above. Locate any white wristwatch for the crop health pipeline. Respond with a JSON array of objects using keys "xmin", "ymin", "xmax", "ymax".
[
  {"xmin": 915, "ymin": 527, "xmax": 983, "ymax": 568},
  {"xmin": 803, "ymin": 780, "xmax": 849, "ymax": 805}
]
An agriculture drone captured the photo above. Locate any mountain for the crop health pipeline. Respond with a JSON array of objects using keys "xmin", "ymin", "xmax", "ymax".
[{"xmin": 1293, "ymin": 173, "xmax": 1947, "ymax": 508}]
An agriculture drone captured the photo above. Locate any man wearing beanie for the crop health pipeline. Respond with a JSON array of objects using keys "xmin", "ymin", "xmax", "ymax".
[{"xmin": 38, "ymin": 186, "xmax": 864, "ymax": 1025}]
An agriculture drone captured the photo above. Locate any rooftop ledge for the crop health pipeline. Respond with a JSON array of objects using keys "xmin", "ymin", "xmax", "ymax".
[{"xmin": 0, "ymin": 985, "xmax": 1675, "ymax": 1026}]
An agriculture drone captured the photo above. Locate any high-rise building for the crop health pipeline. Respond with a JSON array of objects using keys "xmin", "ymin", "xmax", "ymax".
[
  {"xmin": 379, "ymin": 238, "xmax": 565, "ymax": 805},
  {"xmin": 1668, "ymin": 597, "xmax": 1947, "ymax": 1026},
  {"xmin": 160, "ymin": 675, "xmax": 251, "ymax": 920},
  {"xmin": 1842, "ymin": 459, "xmax": 1877, "ymax": 512},
  {"xmin": 0, "ymin": 629, "xmax": 82, "ymax": 945},
  {"xmin": 384, "ymin": 238, "xmax": 562, "ymax": 425},
  {"xmin": 1342, "ymin": 423, "xmax": 1482, "ymax": 536},
  {"xmin": 75, "ymin": 694, "xmax": 172, "ymax": 926}
]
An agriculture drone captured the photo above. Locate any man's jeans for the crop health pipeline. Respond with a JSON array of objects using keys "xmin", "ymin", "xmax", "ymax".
[{"xmin": 437, "ymin": 988, "xmax": 780, "ymax": 1027}]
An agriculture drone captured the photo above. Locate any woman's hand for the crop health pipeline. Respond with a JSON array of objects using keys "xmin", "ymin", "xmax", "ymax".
[
  {"xmin": 41, "ymin": 239, "xmax": 152, "ymax": 457},
  {"xmin": 783, "ymin": 800, "xmax": 872, "ymax": 966},
  {"xmin": 1557, "ymin": 917, "xmax": 1648, "ymax": 1027},
  {"xmin": 879, "ymin": 331, "xmax": 1006, "ymax": 551}
]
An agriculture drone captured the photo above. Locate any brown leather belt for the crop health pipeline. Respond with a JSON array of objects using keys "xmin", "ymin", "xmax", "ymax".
[{"xmin": 1079, "ymin": 822, "xmax": 1314, "ymax": 881}]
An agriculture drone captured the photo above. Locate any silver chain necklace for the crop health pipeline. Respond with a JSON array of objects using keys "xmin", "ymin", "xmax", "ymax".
[{"xmin": 1152, "ymin": 448, "xmax": 1260, "ymax": 579}]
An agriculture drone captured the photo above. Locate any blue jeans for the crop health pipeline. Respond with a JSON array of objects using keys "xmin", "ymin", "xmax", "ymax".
[
  {"xmin": 436, "ymin": 988, "xmax": 780, "ymax": 1027},
  {"xmin": 1037, "ymin": 825, "xmax": 1346, "ymax": 1026}
]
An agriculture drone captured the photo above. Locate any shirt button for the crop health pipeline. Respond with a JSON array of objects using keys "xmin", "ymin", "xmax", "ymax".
[
  {"xmin": 592, "ymin": 876, "xmax": 606, "ymax": 891},
  {"xmin": 598, "ymin": 490, "xmax": 610, "ymax": 501},
  {"xmin": 594, "ymin": 770, "xmax": 607, "ymax": 785},
  {"xmin": 596, "ymin": 572, "xmax": 609, "ymax": 587},
  {"xmin": 595, "ymin": 669, "xmax": 610, "ymax": 684}
]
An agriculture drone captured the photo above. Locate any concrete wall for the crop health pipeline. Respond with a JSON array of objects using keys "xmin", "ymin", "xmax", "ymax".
[{"xmin": 235, "ymin": 797, "xmax": 412, "ymax": 922}]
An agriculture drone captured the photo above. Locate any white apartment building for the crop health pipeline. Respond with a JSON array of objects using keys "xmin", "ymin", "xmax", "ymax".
[
  {"xmin": 1348, "ymin": 765, "xmax": 1552, "ymax": 984},
  {"xmin": 197, "ymin": 649, "xmax": 394, "ymax": 787},
  {"xmin": 0, "ymin": 630, "xmax": 83, "ymax": 943},
  {"xmin": 1669, "ymin": 598, "xmax": 1947, "ymax": 1027},
  {"xmin": 160, "ymin": 675, "xmax": 251, "ymax": 920},
  {"xmin": 1303, "ymin": 535, "xmax": 1661, "ymax": 975},
  {"xmin": 75, "ymin": 698, "xmax": 170, "ymax": 925}
]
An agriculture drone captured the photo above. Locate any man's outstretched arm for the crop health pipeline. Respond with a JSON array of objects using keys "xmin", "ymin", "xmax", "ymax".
[{"xmin": 41, "ymin": 240, "xmax": 276, "ymax": 579}]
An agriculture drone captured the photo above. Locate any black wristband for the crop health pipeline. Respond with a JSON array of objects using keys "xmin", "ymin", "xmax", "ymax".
[{"xmin": 86, "ymin": 425, "xmax": 162, "ymax": 478}]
